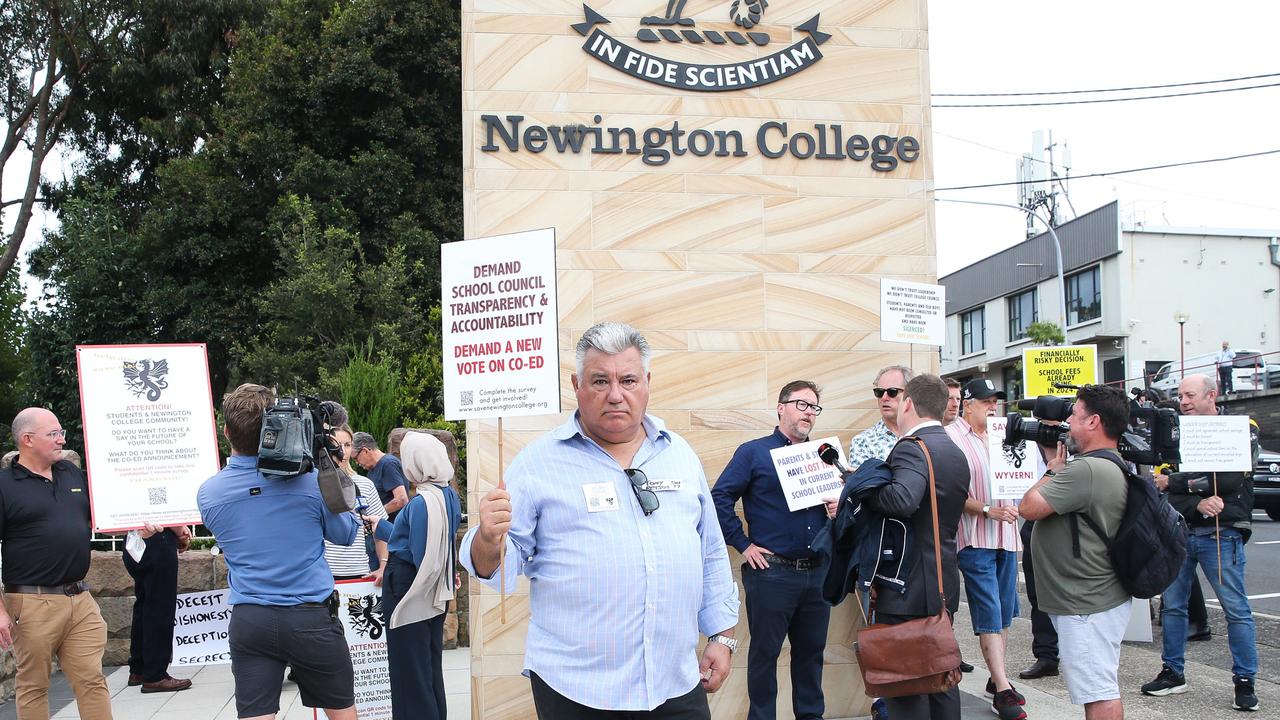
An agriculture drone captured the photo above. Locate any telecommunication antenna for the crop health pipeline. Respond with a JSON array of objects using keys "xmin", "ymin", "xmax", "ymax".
[{"xmin": 1016, "ymin": 130, "xmax": 1074, "ymax": 237}]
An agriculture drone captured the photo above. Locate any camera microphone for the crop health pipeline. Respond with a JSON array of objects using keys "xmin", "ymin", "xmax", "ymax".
[{"xmin": 817, "ymin": 443, "xmax": 850, "ymax": 475}]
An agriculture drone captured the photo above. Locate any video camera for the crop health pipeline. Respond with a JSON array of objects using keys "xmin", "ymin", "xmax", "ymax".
[
  {"xmin": 1004, "ymin": 384, "xmax": 1180, "ymax": 467},
  {"xmin": 257, "ymin": 395, "xmax": 356, "ymax": 512}
]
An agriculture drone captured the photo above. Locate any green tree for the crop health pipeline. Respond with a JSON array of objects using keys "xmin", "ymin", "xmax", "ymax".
[{"xmin": 1027, "ymin": 321, "xmax": 1065, "ymax": 346}]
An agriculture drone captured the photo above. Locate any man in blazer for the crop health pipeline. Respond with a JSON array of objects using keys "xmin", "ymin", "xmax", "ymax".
[{"xmin": 865, "ymin": 373, "xmax": 971, "ymax": 720}]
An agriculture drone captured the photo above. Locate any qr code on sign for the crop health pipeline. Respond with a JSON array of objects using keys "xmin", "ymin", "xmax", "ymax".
[
  {"xmin": 461, "ymin": 391, "xmax": 473, "ymax": 406},
  {"xmin": 147, "ymin": 487, "xmax": 167, "ymax": 506}
]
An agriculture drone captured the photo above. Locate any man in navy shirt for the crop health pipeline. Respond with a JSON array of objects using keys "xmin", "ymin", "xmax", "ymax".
[
  {"xmin": 352, "ymin": 432, "xmax": 409, "ymax": 519},
  {"xmin": 198, "ymin": 384, "xmax": 359, "ymax": 720},
  {"xmin": 713, "ymin": 380, "xmax": 830, "ymax": 720}
]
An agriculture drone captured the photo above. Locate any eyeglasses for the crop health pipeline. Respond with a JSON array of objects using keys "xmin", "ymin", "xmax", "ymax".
[
  {"xmin": 625, "ymin": 468, "xmax": 659, "ymax": 516},
  {"xmin": 872, "ymin": 387, "xmax": 904, "ymax": 399},
  {"xmin": 780, "ymin": 399, "xmax": 823, "ymax": 415},
  {"xmin": 26, "ymin": 429, "xmax": 66, "ymax": 439}
]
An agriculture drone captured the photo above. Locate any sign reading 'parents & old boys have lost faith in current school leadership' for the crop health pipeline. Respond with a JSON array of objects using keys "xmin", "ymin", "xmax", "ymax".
[{"xmin": 441, "ymin": 229, "xmax": 561, "ymax": 421}]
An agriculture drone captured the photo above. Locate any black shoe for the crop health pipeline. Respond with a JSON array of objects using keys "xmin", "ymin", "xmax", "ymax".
[
  {"xmin": 1234, "ymin": 676, "xmax": 1259, "ymax": 711},
  {"xmin": 959, "ymin": 660, "xmax": 975, "ymax": 673},
  {"xmin": 1188, "ymin": 623, "xmax": 1213, "ymax": 641},
  {"xmin": 1019, "ymin": 658, "xmax": 1059, "ymax": 679},
  {"xmin": 984, "ymin": 679, "xmax": 1026, "ymax": 704},
  {"xmin": 992, "ymin": 688, "xmax": 1027, "ymax": 720},
  {"xmin": 1141, "ymin": 665, "xmax": 1188, "ymax": 696}
]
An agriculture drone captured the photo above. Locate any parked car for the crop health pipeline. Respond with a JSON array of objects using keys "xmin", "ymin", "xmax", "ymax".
[
  {"xmin": 1150, "ymin": 348, "xmax": 1278, "ymax": 398},
  {"xmin": 1254, "ymin": 448, "xmax": 1280, "ymax": 521}
]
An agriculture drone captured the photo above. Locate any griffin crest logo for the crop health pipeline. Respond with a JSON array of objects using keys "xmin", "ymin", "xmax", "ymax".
[
  {"xmin": 347, "ymin": 595, "xmax": 384, "ymax": 640},
  {"xmin": 573, "ymin": 1, "xmax": 829, "ymax": 91},
  {"xmin": 122, "ymin": 359, "xmax": 170, "ymax": 402}
]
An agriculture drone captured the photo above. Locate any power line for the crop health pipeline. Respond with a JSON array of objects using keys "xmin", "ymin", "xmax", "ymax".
[
  {"xmin": 934, "ymin": 148, "xmax": 1280, "ymax": 192},
  {"xmin": 933, "ymin": 81, "xmax": 1280, "ymax": 107},
  {"xmin": 934, "ymin": 71, "xmax": 1280, "ymax": 97}
]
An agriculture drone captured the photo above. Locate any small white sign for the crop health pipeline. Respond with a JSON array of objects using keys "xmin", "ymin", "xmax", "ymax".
[
  {"xmin": 77, "ymin": 344, "xmax": 221, "ymax": 532},
  {"xmin": 770, "ymin": 436, "xmax": 847, "ymax": 512},
  {"xmin": 170, "ymin": 589, "xmax": 231, "ymax": 666},
  {"xmin": 336, "ymin": 580, "xmax": 392, "ymax": 719},
  {"xmin": 441, "ymin": 228, "xmax": 561, "ymax": 421},
  {"xmin": 987, "ymin": 416, "xmax": 1041, "ymax": 500},
  {"xmin": 879, "ymin": 278, "xmax": 945, "ymax": 347},
  {"xmin": 1177, "ymin": 415, "xmax": 1252, "ymax": 472}
]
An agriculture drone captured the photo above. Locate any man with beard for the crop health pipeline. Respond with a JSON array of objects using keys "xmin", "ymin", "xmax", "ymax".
[{"xmin": 713, "ymin": 381, "xmax": 829, "ymax": 720}]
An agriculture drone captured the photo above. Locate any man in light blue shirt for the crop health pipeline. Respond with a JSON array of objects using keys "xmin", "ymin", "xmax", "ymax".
[
  {"xmin": 198, "ymin": 384, "xmax": 359, "ymax": 720},
  {"xmin": 461, "ymin": 322, "xmax": 739, "ymax": 718}
]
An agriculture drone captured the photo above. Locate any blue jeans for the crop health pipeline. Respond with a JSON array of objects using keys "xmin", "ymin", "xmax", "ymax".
[
  {"xmin": 957, "ymin": 547, "xmax": 1020, "ymax": 634},
  {"xmin": 1160, "ymin": 529, "xmax": 1256, "ymax": 678},
  {"xmin": 741, "ymin": 562, "xmax": 829, "ymax": 720}
]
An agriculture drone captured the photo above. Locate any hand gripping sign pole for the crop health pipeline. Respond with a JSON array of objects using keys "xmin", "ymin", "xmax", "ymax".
[
  {"xmin": 1177, "ymin": 415, "xmax": 1252, "ymax": 586},
  {"xmin": 441, "ymin": 228, "xmax": 560, "ymax": 625}
]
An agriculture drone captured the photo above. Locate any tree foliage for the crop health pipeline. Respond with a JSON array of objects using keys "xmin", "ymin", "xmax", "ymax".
[{"xmin": 1027, "ymin": 321, "xmax": 1065, "ymax": 346}]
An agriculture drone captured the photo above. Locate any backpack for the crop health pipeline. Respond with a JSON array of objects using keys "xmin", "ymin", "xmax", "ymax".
[{"xmin": 1069, "ymin": 452, "xmax": 1189, "ymax": 599}]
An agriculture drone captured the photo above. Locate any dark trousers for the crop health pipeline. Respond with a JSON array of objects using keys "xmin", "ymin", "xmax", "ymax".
[
  {"xmin": 530, "ymin": 671, "xmax": 710, "ymax": 719},
  {"xmin": 875, "ymin": 613, "xmax": 959, "ymax": 720},
  {"xmin": 123, "ymin": 529, "xmax": 179, "ymax": 682},
  {"xmin": 741, "ymin": 562, "xmax": 829, "ymax": 720},
  {"xmin": 1219, "ymin": 366, "xmax": 1234, "ymax": 394},
  {"xmin": 382, "ymin": 556, "xmax": 446, "ymax": 720},
  {"xmin": 1020, "ymin": 521, "xmax": 1058, "ymax": 662}
]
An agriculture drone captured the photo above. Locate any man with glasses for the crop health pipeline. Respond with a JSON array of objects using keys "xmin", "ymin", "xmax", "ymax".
[
  {"xmin": 352, "ymin": 432, "xmax": 409, "ymax": 519},
  {"xmin": 849, "ymin": 365, "xmax": 913, "ymax": 467},
  {"xmin": 712, "ymin": 380, "xmax": 829, "ymax": 720},
  {"xmin": 0, "ymin": 408, "xmax": 115, "ymax": 720},
  {"xmin": 461, "ymin": 322, "xmax": 739, "ymax": 719}
]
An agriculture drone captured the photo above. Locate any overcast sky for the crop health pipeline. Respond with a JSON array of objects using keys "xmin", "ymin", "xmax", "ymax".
[{"xmin": 929, "ymin": 1, "xmax": 1280, "ymax": 275}]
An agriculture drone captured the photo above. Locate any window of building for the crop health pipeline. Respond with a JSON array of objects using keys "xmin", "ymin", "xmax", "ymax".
[
  {"xmin": 1002, "ymin": 366, "xmax": 1022, "ymax": 402},
  {"xmin": 1066, "ymin": 266, "xmax": 1101, "ymax": 326},
  {"xmin": 961, "ymin": 308, "xmax": 985, "ymax": 355},
  {"xmin": 1007, "ymin": 289, "xmax": 1037, "ymax": 341}
]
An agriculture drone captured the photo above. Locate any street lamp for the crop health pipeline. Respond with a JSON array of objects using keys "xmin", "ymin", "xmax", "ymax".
[{"xmin": 1174, "ymin": 312, "xmax": 1189, "ymax": 378}]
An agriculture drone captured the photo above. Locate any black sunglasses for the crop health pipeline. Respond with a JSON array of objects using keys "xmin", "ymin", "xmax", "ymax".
[
  {"xmin": 872, "ymin": 387, "xmax": 903, "ymax": 399},
  {"xmin": 626, "ymin": 468, "xmax": 659, "ymax": 516}
]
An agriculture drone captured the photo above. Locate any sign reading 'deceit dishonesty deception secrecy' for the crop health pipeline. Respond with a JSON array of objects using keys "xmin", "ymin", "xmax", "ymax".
[
  {"xmin": 76, "ymin": 343, "xmax": 221, "ymax": 532},
  {"xmin": 477, "ymin": 3, "xmax": 923, "ymax": 170},
  {"xmin": 441, "ymin": 228, "xmax": 561, "ymax": 421}
]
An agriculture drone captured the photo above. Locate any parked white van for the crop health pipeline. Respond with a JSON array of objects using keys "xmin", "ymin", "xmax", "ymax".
[{"xmin": 1150, "ymin": 348, "xmax": 1276, "ymax": 396}]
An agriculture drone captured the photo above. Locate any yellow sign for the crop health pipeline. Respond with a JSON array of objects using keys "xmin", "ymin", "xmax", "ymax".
[{"xmin": 1022, "ymin": 345, "xmax": 1098, "ymax": 397}]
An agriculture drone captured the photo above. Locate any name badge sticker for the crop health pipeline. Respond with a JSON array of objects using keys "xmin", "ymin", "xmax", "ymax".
[
  {"xmin": 582, "ymin": 482, "xmax": 620, "ymax": 512},
  {"xmin": 646, "ymin": 478, "xmax": 683, "ymax": 492}
]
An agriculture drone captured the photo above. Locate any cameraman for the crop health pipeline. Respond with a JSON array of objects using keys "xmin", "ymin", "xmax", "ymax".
[
  {"xmin": 197, "ymin": 384, "xmax": 360, "ymax": 720},
  {"xmin": 1140, "ymin": 374, "xmax": 1258, "ymax": 711}
]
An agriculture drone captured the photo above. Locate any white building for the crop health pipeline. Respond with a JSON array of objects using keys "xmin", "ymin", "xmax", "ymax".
[{"xmin": 939, "ymin": 201, "xmax": 1280, "ymax": 398}]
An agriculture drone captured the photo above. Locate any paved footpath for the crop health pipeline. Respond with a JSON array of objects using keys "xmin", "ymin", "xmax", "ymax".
[{"xmin": 3, "ymin": 606, "xmax": 1274, "ymax": 719}]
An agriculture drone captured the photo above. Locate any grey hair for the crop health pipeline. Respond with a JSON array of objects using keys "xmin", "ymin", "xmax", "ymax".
[
  {"xmin": 1188, "ymin": 373, "xmax": 1217, "ymax": 394},
  {"xmin": 351, "ymin": 431, "xmax": 378, "ymax": 452},
  {"xmin": 575, "ymin": 322, "xmax": 651, "ymax": 376},
  {"xmin": 875, "ymin": 365, "xmax": 914, "ymax": 387}
]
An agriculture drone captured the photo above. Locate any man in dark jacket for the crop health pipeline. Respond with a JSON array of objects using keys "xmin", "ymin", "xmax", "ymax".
[
  {"xmin": 1141, "ymin": 374, "xmax": 1258, "ymax": 712},
  {"xmin": 865, "ymin": 374, "xmax": 970, "ymax": 720}
]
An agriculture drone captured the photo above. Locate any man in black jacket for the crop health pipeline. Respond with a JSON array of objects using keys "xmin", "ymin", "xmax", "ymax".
[
  {"xmin": 1141, "ymin": 374, "xmax": 1258, "ymax": 712},
  {"xmin": 865, "ymin": 374, "xmax": 970, "ymax": 720}
]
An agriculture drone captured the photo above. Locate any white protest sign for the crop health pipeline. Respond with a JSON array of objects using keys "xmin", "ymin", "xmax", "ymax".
[
  {"xmin": 770, "ymin": 436, "xmax": 847, "ymax": 512},
  {"xmin": 336, "ymin": 580, "xmax": 392, "ymax": 719},
  {"xmin": 1177, "ymin": 415, "xmax": 1252, "ymax": 473},
  {"xmin": 171, "ymin": 588, "xmax": 231, "ymax": 666},
  {"xmin": 986, "ymin": 416, "xmax": 1042, "ymax": 500},
  {"xmin": 879, "ymin": 278, "xmax": 945, "ymax": 346},
  {"xmin": 441, "ymin": 228, "xmax": 561, "ymax": 420},
  {"xmin": 76, "ymin": 344, "xmax": 221, "ymax": 532}
]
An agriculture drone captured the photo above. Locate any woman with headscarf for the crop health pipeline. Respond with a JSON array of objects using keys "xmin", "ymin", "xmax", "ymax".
[{"xmin": 364, "ymin": 431, "xmax": 461, "ymax": 720}]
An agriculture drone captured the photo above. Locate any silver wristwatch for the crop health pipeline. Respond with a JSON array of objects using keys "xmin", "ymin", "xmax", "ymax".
[{"xmin": 708, "ymin": 633, "xmax": 738, "ymax": 654}]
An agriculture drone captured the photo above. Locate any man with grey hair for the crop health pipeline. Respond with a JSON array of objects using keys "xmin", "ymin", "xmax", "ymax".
[
  {"xmin": 462, "ymin": 321, "xmax": 739, "ymax": 719},
  {"xmin": 353, "ymin": 432, "xmax": 409, "ymax": 519},
  {"xmin": 848, "ymin": 365, "xmax": 914, "ymax": 467}
]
